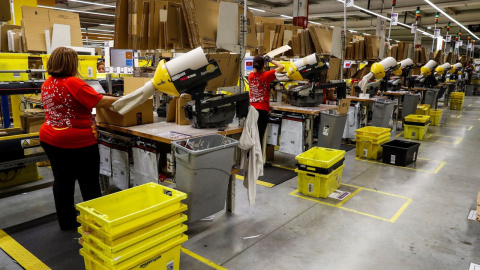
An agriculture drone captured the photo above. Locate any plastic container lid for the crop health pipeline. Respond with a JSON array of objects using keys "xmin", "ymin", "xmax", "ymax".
[
  {"xmin": 295, "ymin": 147, "xmax": 346, "ymax": 169},
  {"xmin": 405, "ymin": 114, "xmax": 431, "ymax": 123}
]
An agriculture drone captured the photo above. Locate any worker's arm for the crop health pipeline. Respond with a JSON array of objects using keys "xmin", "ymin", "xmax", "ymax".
[
  {"xmin": 271, "ymin": 60, "xmax": 284, "ymax": 73},
  {"xmin": 96, "ymin": 95, "xmax": 120, "ymax": 108}
]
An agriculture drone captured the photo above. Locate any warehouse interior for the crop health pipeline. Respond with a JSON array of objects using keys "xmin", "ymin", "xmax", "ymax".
[{"xmin": 1, "ymin": 0, "xmax": 480, "ymax": 269}]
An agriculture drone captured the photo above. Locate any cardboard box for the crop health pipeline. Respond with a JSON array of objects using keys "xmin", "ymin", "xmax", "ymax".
[
  {"xmin": 308, "ymin": 26, "xmax": 333, "ymax": 54},
  {"xmin": 114, "ymin": 0, "xmax": 129, "ymax": 49},
  {"xmin": 205, "ymin": 53, "xmax": 240, "ymax": 92},
  {"xmin": 48, "ymin": 9, "xmax": 83, "ymax": 47},
  {"xmin": 254, "ymin": 16, "xmax": 284, "ymax": 25},
  {"xmin": 20, "ymin": 115, "xmax": 45, "ymax": 133},
  {"xmin": 22, "ymin": 6, "xmax": 49, "ymax": 20},
  {"xmin": 326, "ymin": 57, "xmax": 341, "ymax": 82},
  {"xmin": 96, "ymin": 99, "xmax": 153, "ymax": 127},
  {"xmin": 176, "ymin": 94, "xmax": 191, "ymax": 125},
  {"xmin": 123, "ymin": 77, "xmax": 153, "ymax": 96},
  {"xmin": 1, "ymin": 25, "xmax": 21, "ymax": 52},
  {"xmin": 338, "ymin": 99, "xmax": 351, "ymax": 115},
  {"xmin": 166, "ymin": 96, "xmax": 178, "ymax": 122},
  {"xmin": 183, "ymin": 0, "xmax": 219, "ymax": 48}
]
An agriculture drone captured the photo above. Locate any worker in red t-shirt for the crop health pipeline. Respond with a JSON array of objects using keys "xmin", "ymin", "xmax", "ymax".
[
  {"xmin": 248, "ymin": 55, "xmax": 284, "ymax": 149},
  {"xmin": 40, "ymin": 47, "xmax": 119, "ymax": 230}
]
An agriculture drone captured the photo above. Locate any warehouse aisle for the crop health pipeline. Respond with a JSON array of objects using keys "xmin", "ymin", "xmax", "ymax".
[
  {"xmin": 1, "ymin": 98, "xmax": 479, "ymax": 270},
  {"xmin": 182, "ymin": 96, "xmax": 480, "ymax": 270}
]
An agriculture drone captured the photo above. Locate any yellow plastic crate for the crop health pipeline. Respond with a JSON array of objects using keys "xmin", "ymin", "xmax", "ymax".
[
  {"xmin": 429, "ymin": 109, "xmax": 443, "ymax": 126},
  {"xmin": 42, "ymin": 54, "xmax": 99, "ymax": 79},
  {"xmin": 0, "ymin": 53, "xmax": 30, "ymax": 82},
  {"xmin": 81, "ymin": 223, "xmax": 187, "ymax": 263},
  {"xmin": 295, "ymin": 147, "xmax": 345, "ymax": 169},
  {"xmin": 355, "ymin": 132, "xmax": 390, "ymax": 144},
  {"xmin": 450, "ymin": 92, "xmax": 465, "ymax": 98},
  {"xmin": 355, "ymin": 126, "xmax": 391, "ymax": 138},
  {"xmin": 296, "ymin": 165, "xmax": 345, "ymax": 198},
  {"xmin": 404, "ymin": 124, "xmax": 429, "ymax": 140},
  {"xmin": 80, "ymin": 235, "xmax": 187, "ymax": 270},
  {"xmin": 79, "ymin": 213, "xmax": 187, "ymax": 253},
  {"xmin": 450, "ymin": 101, "xmax": 463, "ymax": 110},
  {"xmin": 415, "ymin": 104, "xmax": 431, "ymax": 115},
  {"xmin": 355, "ymin": 136, "xmax": 389, "ymax": 160},
  {"xmin": 404, "ymin": 114, "xmax": 431, "ymax": 124},
  {"xmin": 76, "ymin": 183, "xmax": 187, "ymax": 236}
]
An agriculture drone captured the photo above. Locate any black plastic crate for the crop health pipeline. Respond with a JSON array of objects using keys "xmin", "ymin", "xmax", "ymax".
[
  {"xmin": 382, "ymin": 140, "xmax": 420, "ymax": 167},
  {"xmin": 296, "ymin": 158, "xmax": 345, "ymax": 175},
  {"xmin": 403, "ymin": 120, "xmax": 430, "ymax": 126}
]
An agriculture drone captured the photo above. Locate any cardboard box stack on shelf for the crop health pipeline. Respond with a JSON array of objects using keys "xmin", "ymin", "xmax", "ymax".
[
  {"xmin": 344, "ymin": 35, "xmax": 382, "ymax": 61},
  {"xmin": 114, "ymin": 0, "xmax": 256, "ymax": 50}
]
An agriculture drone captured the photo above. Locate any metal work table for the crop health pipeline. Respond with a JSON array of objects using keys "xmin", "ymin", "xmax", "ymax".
[
  {"xmin": 97, "ymin": 121, "xmax": 243, "ymax": 214},
  {"xmin": 270, "ymin": 101, "xmax": 338, "ymax": 149}
]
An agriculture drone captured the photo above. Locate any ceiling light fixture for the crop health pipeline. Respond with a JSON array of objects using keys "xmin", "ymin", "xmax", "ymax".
[
  {"xmin": 280, "ymin": 15, "xmax": 293, "ymax": 19},
  {"xmin": 349, "ymin": 30, "xmax": 357, "ymax": 33},
  {"xmin": 82, "ymin": 28, "xmax": 114, "ymax": 33},
  {"xmin": 38, "ymin": 5, "xmax": 115, "ymax": 17},
  {"xmin": 424, "ymin": 0, "xmax": 479, "ymax": 40},
  {"xmin": 68, "ymin": 0, "xmax": 115, "ymax": 8},
  {"xmin": 309, "ymin": 21, "xmax": 322, "ymax": 25},
  {"xmin": 98, "ymin": 24, "xmax": 115, "ymax": 27},
  {"xmin": 249, "ymin": 7, "xmax": 265, "ymax": 12},
  {"xmin": 337, "ymin": 0, "xmax": 434, "ymax": 38}
]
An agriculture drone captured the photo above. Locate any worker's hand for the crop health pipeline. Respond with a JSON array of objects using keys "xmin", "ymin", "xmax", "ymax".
[{"xmin": 264, "ymin": 55, "xmax": 273, "ymax": 63}]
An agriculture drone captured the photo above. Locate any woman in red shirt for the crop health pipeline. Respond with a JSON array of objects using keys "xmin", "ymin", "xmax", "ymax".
[
  {"xmin": 40, "ymin": 47, "xmax": 119, "ymax": 230},
  {"xmin": 248, "ymin": 55, "xmax": 284, "ymax": 147}
]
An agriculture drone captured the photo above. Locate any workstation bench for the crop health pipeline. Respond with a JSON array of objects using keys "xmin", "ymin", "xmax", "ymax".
[
  {"xmin": 97, "ymin": 121, "xmax": 243, "ymax": 213},
  {"xmin": 270, "ymin": 101, "xmax": 338, "ymax": 149}
]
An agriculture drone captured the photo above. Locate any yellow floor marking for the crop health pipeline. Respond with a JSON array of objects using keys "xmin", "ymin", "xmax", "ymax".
[
  {"xmin": 335, "ymin": 187, "xmax": 363, "ymax": 207},
  {"xmin": 181, "ymin": 248, "xmax": 228, "ymax": 270},
  {"xmin": 342, "ymin": 183, "xmax": 411, "ymax": 200},
  {"xmin": 396, "ymin": 132, "xmax": 463, "ymax": 145},
  {"xmin": 354, "ymin": 157, "xmax": 446, "ymax": 174},
  {"xmin": 395, "ymin": 132, "xmax": 404, "ymax": 137},
  {"xmin": 272, "ymin": 164, "xmax": 295, "ymax": 171},
  {"xmin": 289, "ymin": 189, "xmax": 412, "ymax": 223},
  {"xmin": 468, "ymin": 126, "xmax": 474, "ymax": 130},
  {"xmin": 0, "ymin": 230, "xmax": 51, "ymax": 270},
  {"xmin": 235, "ymin": 175, "xmax": 275, "ymax": 188}
]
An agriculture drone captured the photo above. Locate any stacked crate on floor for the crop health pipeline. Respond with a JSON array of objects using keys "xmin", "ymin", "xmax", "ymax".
[
  {"xmin": 429, "ymin": 109, "xmax": 443, "ymax": 126},
  {"xmin": 403, "ymin": 115, "xmax": 430, "ymax": 140},
  {"xmin": 354, "ymin": 127, "xmax": 391, "ymax": 160},
  {"xmin": 450, "ymin": 92, "xmax": 465, "ymax": 110},
  {"xmin": 295, "ymin": 147, "xmax": 346, "ymax": 198},
  {"xmin": 415, "ymin": 104, "xmax": 431, "ymax": 115},
  {"xmin": 76, "ymin": 183, "xmax": 188, "ymax": 270}
]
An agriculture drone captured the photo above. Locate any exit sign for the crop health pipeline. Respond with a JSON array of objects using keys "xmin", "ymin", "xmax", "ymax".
[{"xmin": 468, "ymin": 24, "xmax": 480, "ymax": 32}]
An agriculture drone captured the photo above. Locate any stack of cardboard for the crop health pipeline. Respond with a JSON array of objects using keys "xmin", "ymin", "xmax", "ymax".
[
  {"xmin": 115, "ymin": 0, "xmax": 256, "ymax": 51},
  {"xmin": 395, "ymin": 41, "xmax": 413, "ymax": 61},
  {"xmin": 308, "ymin": 26, "xmax": 333, "ymax": 55},
  {"xmin": 20, "ymin": 6, "xmax": 82, "ymax": 52},
  {"xmin": 0, "ymin": 25, "xmax": 21, "ymax": 52},
  {"xmin": 433, "ymin": 50, "xmax": 443, "ymax": 63},
  {"xmin": 413, "ymin": 47, "xmax": 428, "ymax": 65},
  {"xmin": 205, "ymin": 53, "xmax": 240, "ymax": 92},
  {"xmin": 365, "ymin": 35, "xmax": 380, "ymax": 60},
  {"xmin": 256, "ymin": 21, "xmax": 299, "ymax": 55},
  {"xmin": 387, "ymin": 44, "xmax": 398, "ymax": 59}
]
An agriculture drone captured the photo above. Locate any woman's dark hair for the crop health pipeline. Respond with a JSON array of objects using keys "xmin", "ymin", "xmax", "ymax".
[
  {"xmin": 47, "ymin": 47, "xmax": 79, "ymax": 77},
  {"xmin": 253, "ymin": 55, "xmax": 265, "ymax": 71}
]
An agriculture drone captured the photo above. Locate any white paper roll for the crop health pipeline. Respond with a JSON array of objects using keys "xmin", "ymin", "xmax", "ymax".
[
  {"xmin": 453, "ymin": 63, "xmax": 463, "ymax": 70},
  {"xmin": 440, "ymin": 63, "xmax": 451, "ymax": 70},
  {"xmin": 293, "ymin": 53, "xmax": 318, "ymax": 68},
  {"xmin": 165, "ymin": 47, "xmax": 209, "ymax": 76},
  {"xmin": 424, "ymin": 60, "xmax": 437, "ymax": 70},
  {"xmin": 111, "ymin": 81, "xmax": 156, "ymax": 115},
  {"xmin": 379, "ymin": 57, "xmax": 397, "ymax": 69},
  {"xmin": 399, "ymin": 58, "xmax": 414, "ymax": 69}
]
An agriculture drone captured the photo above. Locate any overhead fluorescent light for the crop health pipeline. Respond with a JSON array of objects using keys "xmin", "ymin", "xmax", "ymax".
[
  {"xmin": 396, "ymin": 40, "xmax": 400, "ymax": 42},
  {"xmin": 309, "ymin": 21, "xmax": 322, "ymax": 25},
  {"xmin": 349, "ymin": 30, "xmax": 357, "ymax": 33},
  {"xmin": 363, "ymin": 33, "xmax": 370, "ymax": 35},
  {"xmin": 330, "ymin": 26, "xmax": 335, "ymax": 28},
  {"xmin": 98, "ymin": 24, "xmax": 115, "ymax": 27},
  {"xmin": 38, "ymin": 5, "xmax": 115, "ymax": 17},
  {"xmin": 424, "ymin": 0, "xmax": 479, "ymax": 40},
  {"xmin": 68, "ymin": 0, "xmax": 115, "ymax": 8},
  {"xmin": 337, "ymin": 0, "xmax": 434, "ymax": 38},
  {"xmin": 280, "ymin": 15, "xmax": 293, "ymax": 19},
  {"xmin": 249, "ymin": 7, "xmax": 265, "ymax": 12},
  {"xmin": 82, "ymin": 32, "xmax": 114, "ymax": 36}
]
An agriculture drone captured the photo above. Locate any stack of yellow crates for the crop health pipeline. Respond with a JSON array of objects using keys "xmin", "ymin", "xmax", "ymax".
[
  {"xmin": 295, "ymin": 147, "xmax": 345, "ymax": 198},
  {"xmin": 450, "ymin": 92, "xmax": 465, "ymax": 110},
  {"xmin": 76, "ymin": 183, "xmax": 188, "ymax": 270},
  {"xmin": 415, "ymin": 104, "xmax": 431, "ymax": 115},
  {"xmin": 403, "ymin": 114, "xmax": 430, "ymax": 140},
  {"xmin": 429, "ymin": 109, "xmax": 443, "ymax": 126},
  {"xmin": 354, "ymin": 127, "xmax": 391, "ymax": 160}
]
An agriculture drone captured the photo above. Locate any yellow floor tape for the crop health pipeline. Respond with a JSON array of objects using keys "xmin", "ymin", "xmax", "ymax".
[
  {"xmin": 0, "ymin": 230, "xmax": 51, "ymax": 270},
  {"xmin": 181, "ymin": 247, "xmax": 228, "ymax": 270}
]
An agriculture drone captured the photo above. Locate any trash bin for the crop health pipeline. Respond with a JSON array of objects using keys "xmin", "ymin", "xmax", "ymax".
[
  {"xmin": 172, "ymin": 134, "xmax": 238, "ymax": 223},
  {"xmin": 371, "ymin": 99, "xmax": 395, "ymax": 128},
  {"xmin": 401, "ymin": 93, "xmax": 421, "ymax": 120},
  {"xmin": 424, "ymin": 88, "xmax": 440, "ymax": 109},
  {"xmin": 317, "ymin": 110, "xmax": 348, "ymax": 149},
  {"xmin": 466, "ymin": 85, "xmax": 475, "ymax": 96}
]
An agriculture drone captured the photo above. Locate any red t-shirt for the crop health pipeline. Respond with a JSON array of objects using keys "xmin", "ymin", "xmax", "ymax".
[
  {"xmin": 248, "ymin": 70, "xmax": 276, "ymax": 112},
  {"xmin": 40, "ymin": 76, "xmax": 103, "ymax": 149}
]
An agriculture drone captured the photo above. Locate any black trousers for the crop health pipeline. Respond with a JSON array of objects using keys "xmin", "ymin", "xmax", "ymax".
[
  {"xmin": 41, "ymin": 142, "xmax": 102, "ymax": 230},
  {"xmin": 257, "ymin": 109, "xmax": 269, "ymax": 150}
]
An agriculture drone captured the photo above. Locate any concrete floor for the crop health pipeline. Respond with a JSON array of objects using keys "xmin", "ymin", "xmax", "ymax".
[{"xmin": 1, "ymin": 97, "xmax": 480, "ymax": 269}]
